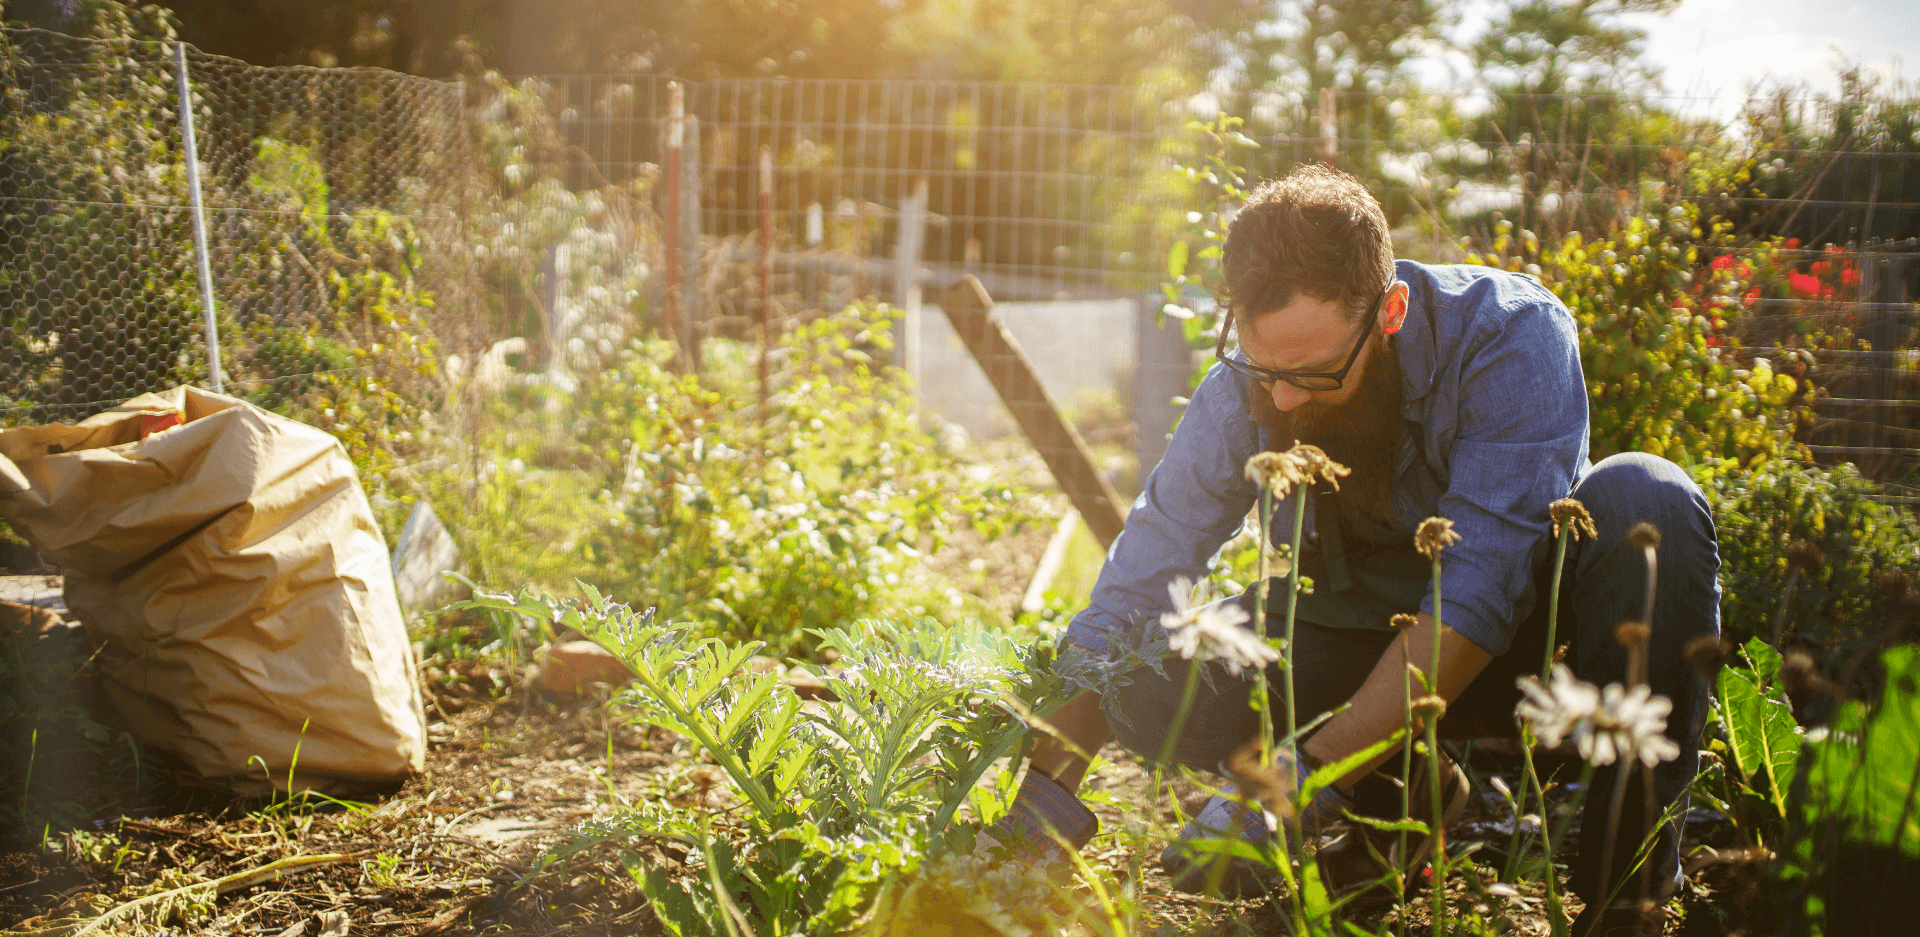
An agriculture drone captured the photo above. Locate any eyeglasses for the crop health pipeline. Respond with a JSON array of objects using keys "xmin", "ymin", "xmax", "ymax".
[{"xmin": 1213, "ymin": 283, "xmax": 1389, "ymax": 391}]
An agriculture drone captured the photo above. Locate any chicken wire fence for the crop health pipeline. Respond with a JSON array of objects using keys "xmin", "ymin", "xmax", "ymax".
[
  {"xmin": 517, "ymin": 75, "xmax": 1920, "ymax": 480},
  {"xmin": 2, "ymin": 32, "xmax": 1915, "ymax": 485},
  {"xmin": 0, "ymin": 26, "xmax": 482, "ymax": 429}
]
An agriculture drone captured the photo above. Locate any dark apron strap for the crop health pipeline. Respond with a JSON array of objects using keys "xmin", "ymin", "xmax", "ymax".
[{"xmin": 1314, "ymin": 487, "xmax": 1355, "ymax": 595}]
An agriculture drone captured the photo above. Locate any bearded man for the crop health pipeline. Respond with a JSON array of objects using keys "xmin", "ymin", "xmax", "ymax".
[{"xmin": 984, "ymin": 165, "xmax": 1719, "ymax": 936}]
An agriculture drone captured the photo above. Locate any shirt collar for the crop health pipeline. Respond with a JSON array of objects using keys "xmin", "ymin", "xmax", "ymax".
[{"xmin": 1394, "ymin": 259, "xmax": 1439, "ymax": 408}]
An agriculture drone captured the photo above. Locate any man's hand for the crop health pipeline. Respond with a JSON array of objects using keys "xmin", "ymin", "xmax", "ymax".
[
  {"xmin": 1301, "ymin": 611, "xmax": 1492, "ymax": 788},
  {"xmin": 1025, "ymin": 689, "xmax": 1111, "ymax": 792}
]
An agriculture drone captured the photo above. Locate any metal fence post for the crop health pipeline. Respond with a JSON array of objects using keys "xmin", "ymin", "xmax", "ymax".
[
  {"xmin": 680, "ymin": 114, "xmax": 702, "ymax": 373},
  {"xmin": 663, "ymin": 81, "xmax": 684, "ymax": 370},
  {"xmin": 758, "ymin": 144, "xmax": 774, "ymax": 421},
  {"xmin": 894, "ymin": 176, "xmax": 928, "ymax": 403},
  {"xmin": 172, "ymin": 41, "xmax": 224, "ymax": 394}
]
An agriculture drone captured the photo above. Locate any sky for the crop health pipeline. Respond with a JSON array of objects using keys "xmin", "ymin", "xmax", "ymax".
[{"xmin": 1627, "ymin": 0, "xmax": 1914, "ymax": 105}]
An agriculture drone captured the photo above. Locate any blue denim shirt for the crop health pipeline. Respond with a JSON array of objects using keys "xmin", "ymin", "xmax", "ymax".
[{"xmin": 1064, "ymin": 260, "xmax": 1591, "ymax": 658}]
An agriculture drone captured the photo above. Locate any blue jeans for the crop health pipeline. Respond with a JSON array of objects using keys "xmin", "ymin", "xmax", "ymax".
[{"xmin": 1102, "ymin": 453, "xmax": 1720, "ymax": 906}]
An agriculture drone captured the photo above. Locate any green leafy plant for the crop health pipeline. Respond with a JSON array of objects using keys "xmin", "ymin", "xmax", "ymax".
[
  {"xmin": 1699, "ymin": 459, "xmax": 1920, "ymax": 656},
  {"xmin": 1711, "ymin": 638, "xmax": 1804, "ymax": 822},
  {"xmin": 1776, "ymin": 644, "xmax": 1920, "ymax": 934},
  {"xmin": 453, "ymin": 585, "xmax": 1067, "ymax": 934}
]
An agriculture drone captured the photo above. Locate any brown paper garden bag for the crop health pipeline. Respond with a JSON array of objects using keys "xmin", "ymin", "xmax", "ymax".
[{"xmin": 0, "ymin": 386, "xmax": 426, "ymax": 795}]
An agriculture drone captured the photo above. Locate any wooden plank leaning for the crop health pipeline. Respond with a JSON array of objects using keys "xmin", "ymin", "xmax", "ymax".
[{"xmin": 934, "ymin": 275, "xmax": 1128, "ymax": 550}]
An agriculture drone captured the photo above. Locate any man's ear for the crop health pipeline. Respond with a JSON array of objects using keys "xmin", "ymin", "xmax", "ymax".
[{"xmin": 1380, "ymin": 281, "xmax": 1410, "ymax": 335}]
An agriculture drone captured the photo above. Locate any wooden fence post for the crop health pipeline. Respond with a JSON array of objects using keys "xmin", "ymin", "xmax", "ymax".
[{"xmin": 935, "ymin": 276, "xmax": 1128, "ymax": 549}]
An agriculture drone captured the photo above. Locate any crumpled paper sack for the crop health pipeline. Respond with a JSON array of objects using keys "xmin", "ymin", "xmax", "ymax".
[{"xmin": 0, "ymin": 386, "xmax": 426, "ymax": 795}]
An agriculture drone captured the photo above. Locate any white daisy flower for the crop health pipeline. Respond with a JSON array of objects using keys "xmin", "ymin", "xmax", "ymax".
[
  {"xmin": 1515, "ymin": 664, "xmax": 1680, "ymax": 768},
  {"xmin": 1160, "ymin": 577, "xmax": 1273, "ymax": 676}
]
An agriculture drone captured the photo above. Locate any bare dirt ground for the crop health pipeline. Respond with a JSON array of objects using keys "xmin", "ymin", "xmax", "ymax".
[{"xmin": 2, "ymin": 651, "xmax": 1752, "ymax": 936}]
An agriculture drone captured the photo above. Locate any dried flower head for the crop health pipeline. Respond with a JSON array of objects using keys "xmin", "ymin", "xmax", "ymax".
[
  {"xmin": 1389, "ymin": 613, "xmax": 1419, "ymax": 631},
  {"xmin": 1414, "ymin": 517, "xmax": 1461, "ymax": 560},
  {"xmin": 1549, "ymin": 498, "xmax": 1598, "ymax": 541},
  {"xmin": 1627, "ymin": 522, "xmax": 1661, "ymax": 550},
  {"xmin": 1785, "ymin": 540, "xmax": 1826, "ymax": 575},
  {"xmin": 1411, "ymin": 694, "xmax": 1448, "ymax": 723},
  {"xmin": 1780, "ymin": 650, "xmax": 1840, "ymax": 699},
  {"xmin": 1160, "ymin": 577, "xmax": 1272, "ymax": 676},
  {"xmin": 1244, "ymin": 444, "xmax": 1350, "ymax": 497},
  {"xmin": 1683, "ymin": 635, "xmax": 1732, "ymax": 682},
  {"xmin": 1515, "ymin": 665, "xmax": 1680, "ymax": 768},
  {"xmin": 1614, "ymin": 620, "xmax": 1652, "ymax": 648},
  {"xmin": 1872, "ymin": 568, "xmax": 1911, "ymax": 602}
]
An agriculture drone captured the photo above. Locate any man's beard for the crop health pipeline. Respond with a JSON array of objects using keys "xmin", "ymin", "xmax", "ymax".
[{"xmin": 1250, "ymin": 332, "xmax": 1406, "ymax": 536}]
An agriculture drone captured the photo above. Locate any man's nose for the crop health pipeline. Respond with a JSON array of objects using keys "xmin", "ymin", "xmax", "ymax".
[{"xmin": 1269, "ymin": 381, "xmax": 1311, "ymax": 412}]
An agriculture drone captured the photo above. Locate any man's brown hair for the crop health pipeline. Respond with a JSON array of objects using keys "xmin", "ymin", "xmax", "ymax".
[{"xmin": 1224, "ymin": 163, "xmax": 1394, "ymax": 328}]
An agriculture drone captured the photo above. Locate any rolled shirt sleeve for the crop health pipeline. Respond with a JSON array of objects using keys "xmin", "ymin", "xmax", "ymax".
[
  {"xmin": 1061, "ymin": 360, "xmax": 1287, "ymax": 655},
  {"xmin": 1418, "ymin": 284, "xmax": 1589, "ymax": 657}
]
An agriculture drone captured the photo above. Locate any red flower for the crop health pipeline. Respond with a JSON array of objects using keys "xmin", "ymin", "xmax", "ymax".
[
  {"xmin": 1738, "ymin": 263, "xmax": 1753, "ymax": 278},
  {"xmin": 1745, "ymin": 286, "xmax": 1762, "ymax": 305},
  {"xmin": 1712, "ymin": 254, "xmax": 1733, "ymax": 271},
  {"xmin": 1842, "ymin": 268, "xmax": 1860, "ymax": 288},
  {"xmin": 1811, "ymin": 260, "xmax": 1832, "ymax": 276},
  {"xmin": 1790, "ymin": 272, "xmax": 1821, "ymax": 298},
  {"xmin": 1785, "ymin": 238, "xmax": 1801, "ymax": 248}
]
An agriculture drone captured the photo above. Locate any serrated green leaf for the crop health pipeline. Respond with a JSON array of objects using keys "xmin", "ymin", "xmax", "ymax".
[{"xmin": 1716, "ymin": 641, "xmax": 1801, "ymax": 816}]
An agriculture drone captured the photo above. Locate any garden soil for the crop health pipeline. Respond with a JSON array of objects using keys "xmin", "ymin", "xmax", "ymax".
[{"xmin": 0, "ymin": 649, "xmax": 1758, "ymax": 936}]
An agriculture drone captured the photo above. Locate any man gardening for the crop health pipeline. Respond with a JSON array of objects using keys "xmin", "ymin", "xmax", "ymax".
[{"xmin": 984, "ymin": 165, "xmax": 1719, "ymax": 934}]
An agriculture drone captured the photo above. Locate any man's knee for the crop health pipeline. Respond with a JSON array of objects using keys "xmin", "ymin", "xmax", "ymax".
[{"xmin": 1575, "ymin": 452, "xmax": 1710, "ymax": 539}]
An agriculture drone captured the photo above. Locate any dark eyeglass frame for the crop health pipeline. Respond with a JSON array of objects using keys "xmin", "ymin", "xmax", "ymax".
[{"xmin": 1213, "ymin": 283, "xmax": 1391, "ymax": 391}]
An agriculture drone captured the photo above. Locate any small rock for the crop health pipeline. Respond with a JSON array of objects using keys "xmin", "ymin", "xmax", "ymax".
[
  {"xmin": 782, "ymin": 667, "xmax": 838, "ymax": 701},
  {"xmin": 542, "ymin": 640, "xmax": 633, "ymax": 694}
]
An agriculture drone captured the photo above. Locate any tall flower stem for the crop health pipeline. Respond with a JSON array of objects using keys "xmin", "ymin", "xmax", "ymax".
[
  {"xmin": 1280, "ymin": 485, "xmax": 1308, "ymax": 748},
  {"xmin": 1427, "ymin": 560, "xmax": 1448, "ymax": 937},
  {"xmin": 1255, "ymin": 485, "xmax": 1276, "ymax": 768},
  {"xmin": 1543, "ymin": 762, "xmax": 1599, "ymax": 937},
  {"xmin": 1413, "ymin": 517, "xmax": 1460, "ymax": 937},
  {"xmin": 1398, "ymin": 630, "xmax": 1415, "ymax": 937},
  {"xmin": 1543, "ymin": 522, "xmax": 1573, "ymax": 682},
  {"xmin": 1153, "ymin": 655, "xmax": 1204, "ymax": 803}
]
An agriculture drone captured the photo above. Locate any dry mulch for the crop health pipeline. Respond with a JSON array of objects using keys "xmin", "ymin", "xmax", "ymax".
[{"xmin": 2, "ymin": 656, "xmax": 1745, "ymax": 936}]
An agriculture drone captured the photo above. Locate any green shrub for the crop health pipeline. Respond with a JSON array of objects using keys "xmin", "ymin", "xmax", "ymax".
[
  {"xmin": 1469, "ymin": 213, "xmax": 1821, "ymax": 470},
  {"xmin": 1698, "ymin": 459, "xmax": 1920, "ymax": 656},
  {"xmin": 429, "ymin": 304, "xmax": 1047, "ymax": 656}
]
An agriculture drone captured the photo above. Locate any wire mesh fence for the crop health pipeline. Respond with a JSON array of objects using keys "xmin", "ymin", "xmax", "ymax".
[
  {"xmin": 1, "ymin": 26, "xmax": 482, "ymax": 432},
  {"xmin": 3, "ymin": 30, "xmax": 1916, "ymax": 487},
  {"xmin": 511, "ymin": 75, "xmax": 1920, "ymax": 481}
]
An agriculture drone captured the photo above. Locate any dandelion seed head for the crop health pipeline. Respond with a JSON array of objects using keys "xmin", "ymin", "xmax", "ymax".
[{"xmin": 1414, "ymin": 517, "xmax": 1461, "ymax": 560}]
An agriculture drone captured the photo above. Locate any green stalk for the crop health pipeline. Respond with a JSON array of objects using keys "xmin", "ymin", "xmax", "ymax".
[
  {"xmin": 1429, "ymin": 558, "xmax": 1447, "ymax": 937},
  {"xmin": 628, "ymin": 658, "xmax": 784, "ymax": 821},
  {"xmin": 1153, "ymin": 656, "xmax": 1205, "ymax": 805},
  {"xmin": 1542, "ymin": 762, "xmax": 1599, "ymax": 937},
  {"xmin": 1281, "ymin": 486, "xmax": 1308, "ymax": 746},
  {"xmin": 1543, "ymin": 520, "xmax": 1573, "ymax": 681},
  {"xmin": 1253, "ymin": 485, "xmax": 1275, "ymax": 768},
  {"xmin": 1398, "ymin": 637, "xmax": 1413, "ymax": 937}
]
